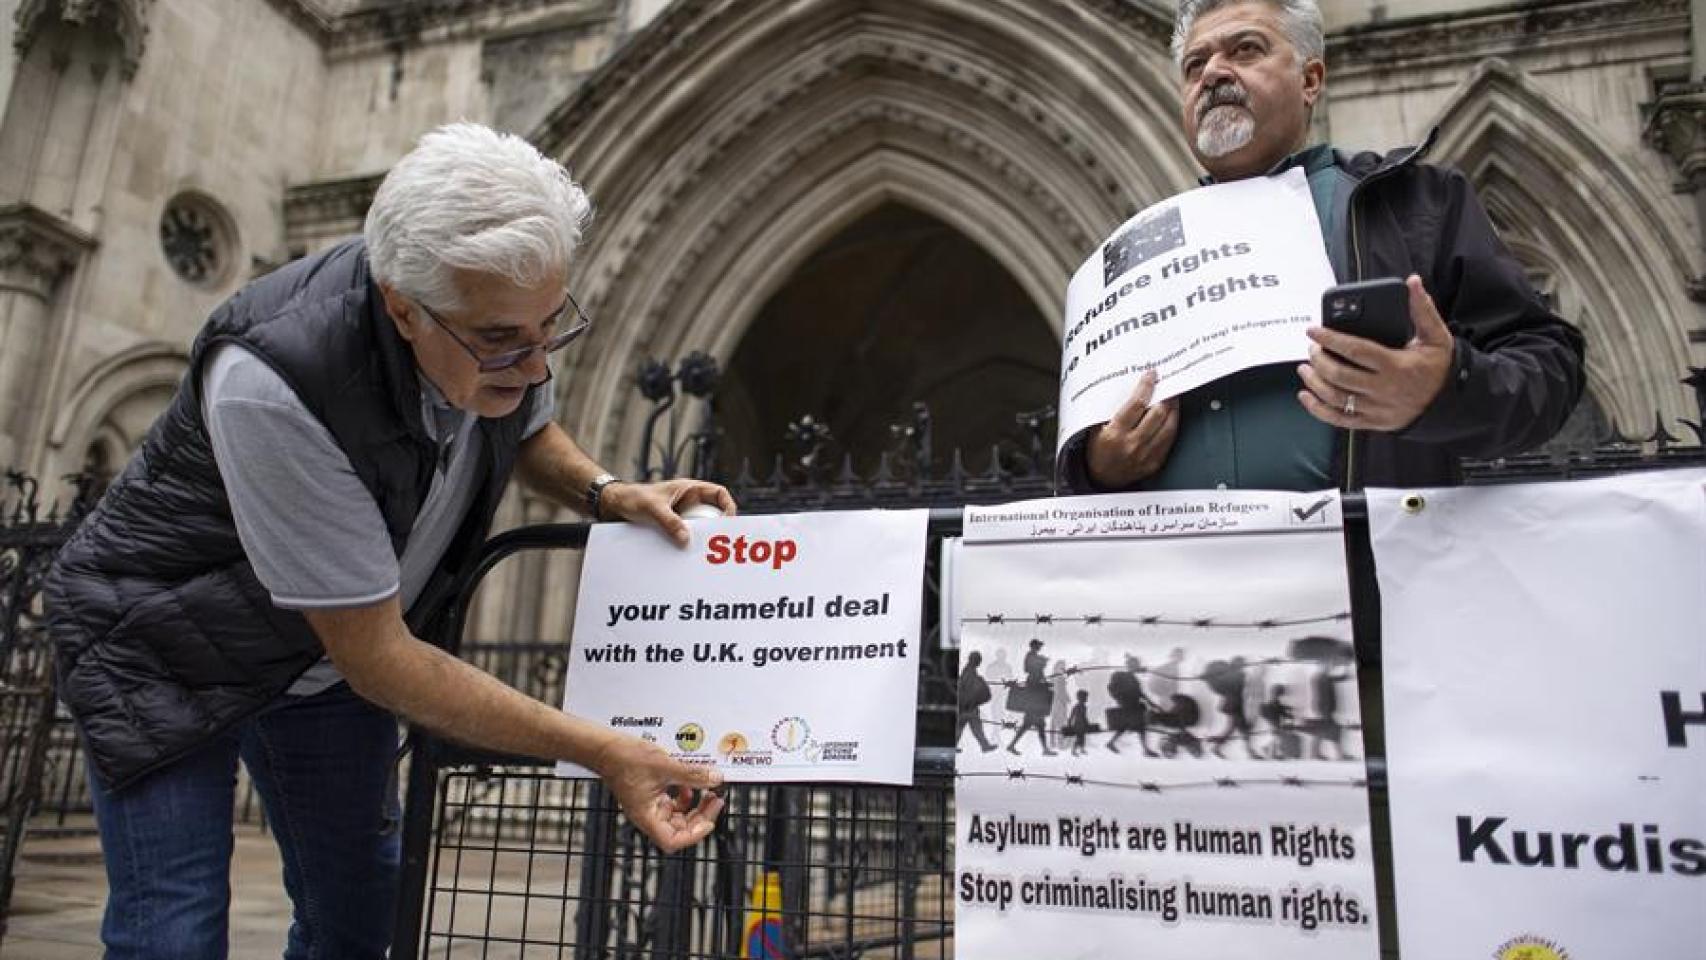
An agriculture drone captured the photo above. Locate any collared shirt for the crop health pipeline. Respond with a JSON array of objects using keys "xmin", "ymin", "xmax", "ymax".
[{"xmin": 1142, "ymin": 143, "xmax": 1345, "ymax": 492}]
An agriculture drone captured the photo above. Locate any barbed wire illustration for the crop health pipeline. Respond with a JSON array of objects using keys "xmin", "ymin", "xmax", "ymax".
[
  {"xmin": 962, "ymin": 611, "xmax": 1350, "ymax": 632},
  {"xmin": 974, "ymin": 717, "xmax": 1365, "ymax": 739},
  {"xmin": 955, "ymin": 770, "xmax": 1368, "ymax": 792}
]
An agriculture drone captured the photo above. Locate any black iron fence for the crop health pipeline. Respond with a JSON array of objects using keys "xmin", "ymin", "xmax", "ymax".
[
  {"xmin": 3, "ymin": 363, "xmax": 1705, "ymax": 953},
  {"xmin": 0, "ymin": 471, "xmax": 98, "ymax": 941},
  {"xmin": 395, "ymin": 516, "xmax": 965, "ymax": 960},
  {"xmin": 390, "ymin": 409, "xmax": 1706, "ymax": 959},
  {"xmin": 0, "ymin": 471, "xmax": 266, "ymax": 949}
]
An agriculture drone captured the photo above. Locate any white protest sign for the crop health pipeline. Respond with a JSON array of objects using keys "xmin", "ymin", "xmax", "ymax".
[
  {"xmin": 1056, "ymin": 168, "xmax": 1334, "ymax": 461},
  {"xmin": 557, "ymin": 509, "xmax": 928, "ymax": 784},
  {"xmin": 1370, "ymin": 470, "xmax": 1706, "ymax": 958},
  {"xmin": 954, "ymin": 492, "xmax": 1379, "ymax": 960},
  {"xmin": 964, "ymin": 489, "xmax": 1341, "ymax": 544}
]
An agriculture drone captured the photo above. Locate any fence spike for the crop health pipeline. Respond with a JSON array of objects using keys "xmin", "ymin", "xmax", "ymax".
[
  {"xmin": 872, "ymin": 450, "xmax": 897, "ymax": 488},
  {"xmin": 1646, "ymin": 412, "xmax": 1680, "ymax": 449}
]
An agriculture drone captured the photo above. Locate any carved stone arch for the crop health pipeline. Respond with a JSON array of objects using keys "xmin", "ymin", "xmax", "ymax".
[
  {"xmin": 45, "ymin": 342, "xmax": 186, "ymax": 480},
  {"xmin": 14, "ymin": 0, "xmax": 152, "ymax": 79},
  {"xmin": 530, "ymin": 0, "xmax": 1197, "ymax": 466},
  {"xmin": 1427, "ymin": 58, "xmax": 1697, "ymax": 434}
]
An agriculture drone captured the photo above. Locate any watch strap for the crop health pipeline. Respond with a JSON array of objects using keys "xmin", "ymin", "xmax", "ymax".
[{"xmin": 586, "ymin": 472, "xmax": 620, "ymax": 521}]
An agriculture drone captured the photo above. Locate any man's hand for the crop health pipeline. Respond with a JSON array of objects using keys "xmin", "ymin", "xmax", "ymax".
[
  {"xmin": 602, "ymin": 479, "xmax": 737, "ymax": 546},
  {"xmin": 1298, "ymin": 274, "xmax": 1454, "ymax": 431},
  {"xmin": 1087, "ymin": 370, "xmax": 1180, "ymax": 488},
  {"xmin": 592, "ymin": 735, "xmax": 726, "ymax": 853},
  {"xmin": 307, "ymin": 600, "xmax": 729, "ymax": 855}
]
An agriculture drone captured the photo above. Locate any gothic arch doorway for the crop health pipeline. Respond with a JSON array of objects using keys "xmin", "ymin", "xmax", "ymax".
[
  {"xmin": 1428, "ymin": 60, "xmax": 1700, "ymax": 435},
  {"xmin": 529, "ymin": 0, "xmax": 1193, "ymax": 475},
  {"xmin": 717, "ymin": 203, "xmax": 1059, "ymax": 474}
]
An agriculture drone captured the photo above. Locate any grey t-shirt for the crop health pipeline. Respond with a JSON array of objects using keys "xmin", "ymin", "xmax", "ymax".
[{"xmin": 201, "ymin": 342, "xmax": 554, "ymax": 695}]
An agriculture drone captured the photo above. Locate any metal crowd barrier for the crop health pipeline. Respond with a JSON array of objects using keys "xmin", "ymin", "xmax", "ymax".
[
  {"xmin": 392, "ymin": 514, "xmax": 965, "ymax": 960},
  {"xmin": 389, "ymin": 456, "xmax": 1704, "ymax": 958}
]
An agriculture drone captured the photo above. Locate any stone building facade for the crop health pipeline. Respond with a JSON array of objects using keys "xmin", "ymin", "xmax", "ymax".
[{"xmin": 1, "ymin": 0, "xmax": 1702, "ymax": 634}]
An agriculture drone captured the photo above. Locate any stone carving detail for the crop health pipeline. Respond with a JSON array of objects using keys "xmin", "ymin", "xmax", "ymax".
[
  {"xmin": 258, "ymin": 0, "xmax": 332, "ymax": 42},
  {"xmin": 159, "ymin": 194, "xmax": 235, "ymax": 288},
  {"xmin": 13, "ymin": 0, "xmax": 154, "ymax": 78},
  {"xmin": 1644, "ymin": 84, "xmax": 1706, "ymax": 190},
  {"xmin": 1329, "ymin": 0, "xmax": 1687, "ymax": 67},
  {"xmin": 1643, "ymin": 84, "xmax": 1706, "ymax": 302},
  {"xmin": 330, "ymin": 0, "xmax": 614, "ymax": 57},
  {"xmin": 562, "ymin": 29, "xmax": 1153, "ymax": 322},
  {"xmin": 603, "ymin": 97, "xmax": 1095, "ymax": 353},
  {"xmin": 0, "ymin": 203, "xmax": 95, "ymax": 301},
  {"xmin": 282, "ymin": 173, "xmax": 384, "ymax": 246}
]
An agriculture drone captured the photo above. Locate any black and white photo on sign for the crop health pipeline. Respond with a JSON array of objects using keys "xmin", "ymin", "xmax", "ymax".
[
  {"xmin": 954, "ymin": 492, "xmax": 1379, "ymax": 960},
  {"xmin": 959, "ymin": 631, "xmax": 1357, "ymax": 764},
  {"xmin": 1102, "ymin": 205, "xmax": 1186, "ymax": 287}
]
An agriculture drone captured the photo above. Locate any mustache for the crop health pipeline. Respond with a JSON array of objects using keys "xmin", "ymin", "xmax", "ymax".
[{"xmin": 1197, "ymin": 83, "xmax": 1249, "ymax": 120}]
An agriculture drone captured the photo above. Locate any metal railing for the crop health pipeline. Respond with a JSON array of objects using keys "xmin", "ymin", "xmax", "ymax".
[
  {"xmin": 389, "ymin": 438, "xmax": 1706, "ymax": 959},
  {"xmin": 0, "ymin": 471, "xmax": 99, "ymax": 945}
]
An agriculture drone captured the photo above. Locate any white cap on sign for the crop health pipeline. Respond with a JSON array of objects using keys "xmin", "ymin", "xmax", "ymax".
[{"xmin": 680, "ymin": 503, "xmax": 726, "ymax": 520}]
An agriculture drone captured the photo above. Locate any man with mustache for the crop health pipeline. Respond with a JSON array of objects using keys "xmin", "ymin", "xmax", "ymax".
[
  {"xmin": 1062, "ymin": 0, "xmax": 1584, "ymax": 493},
  {"xmin": 47, "ymin": 123, "xmax": 731, "ymax": 958}
]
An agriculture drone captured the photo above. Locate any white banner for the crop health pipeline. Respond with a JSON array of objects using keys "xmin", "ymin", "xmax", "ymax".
[
  {"xmin": 1371, "ymin": 470, "xmax": 1706, "ymax": 958},
  {"xmin": 954, "ymin": 492, "xmax": 1379, "ymax": 960},
  {"xmin": 557, "ymin": 509, "xmax": 928, "ymax": 784},
  {"xmin": 964, "ymin": 489, "xmax": 1343, "ymax": 544},
  {"xmin": 1056, "ymin": 168, "xmax": 1334, "ymax": 461}
]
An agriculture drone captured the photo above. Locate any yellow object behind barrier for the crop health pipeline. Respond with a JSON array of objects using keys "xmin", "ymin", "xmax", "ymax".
[{"xmin": 741, "ymin": 870, "xmax": 785, "ymax": 958}]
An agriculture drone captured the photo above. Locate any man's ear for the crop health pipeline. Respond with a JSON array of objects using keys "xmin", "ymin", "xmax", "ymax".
[
  {"xmin": 1301, "ymin": 58, "xmax": 1326, "ymax": 107},
  {"xmin": 377, "ymin": 282, "xmax": 420, "ymax": 342}
]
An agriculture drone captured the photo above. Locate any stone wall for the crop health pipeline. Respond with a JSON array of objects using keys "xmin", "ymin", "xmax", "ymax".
[
  {"xmin": 2, "ymin": 0, "xmax": 329, "ymax": 478},
  {"xmin": 0, "ymin": 1, "xmax": 17, "ymax": 114},
  {"xmin": 2, "ymin": 0, "xmax": 1700, "ymax": 484}
]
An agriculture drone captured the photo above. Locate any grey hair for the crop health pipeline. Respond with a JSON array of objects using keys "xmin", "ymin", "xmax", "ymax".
[
  {"xmin": 1171, "ymin": 0, "xmax": 1325, "ymax": 70},
  {"xmin": 364, "ymin": 122, "xmax": 592, "ymax": 311}
]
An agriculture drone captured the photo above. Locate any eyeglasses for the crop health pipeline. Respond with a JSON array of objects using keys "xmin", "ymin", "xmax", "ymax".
[{"xmin": 416, "ymin": 292, "xmax": 592, "ymax": 373}]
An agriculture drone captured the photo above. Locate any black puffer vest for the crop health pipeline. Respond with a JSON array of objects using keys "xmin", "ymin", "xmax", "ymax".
[{"xmin": 47, "ymin": 239, "xmax": 536, "ymax": 792}]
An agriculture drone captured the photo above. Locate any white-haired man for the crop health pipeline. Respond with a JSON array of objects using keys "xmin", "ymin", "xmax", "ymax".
[
  {"xmin": 1061, "ymin": 0, "xmax": 1584, "ymax": 493},
  {"xmin": 47, "ymin": 123, "xmax": 729, "ymax": 958}
]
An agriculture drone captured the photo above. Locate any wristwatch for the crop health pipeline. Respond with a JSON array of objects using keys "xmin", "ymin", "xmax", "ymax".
[{"xmin": 586, "ymin": 472, "xmax": 621, "ymax": 521}]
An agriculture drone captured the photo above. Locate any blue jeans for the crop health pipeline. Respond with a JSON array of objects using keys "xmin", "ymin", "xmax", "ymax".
[{"xmin": 88, "ymin": 682, "xmax": 402, "ymax": 959}]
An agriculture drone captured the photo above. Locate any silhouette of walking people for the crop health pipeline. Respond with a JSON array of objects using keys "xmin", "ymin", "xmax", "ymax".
[
  {"xmin": 1063, "ymin": 690, "xmax": 1094, "ymax": 756},
  {"xmin": 1208, "ymin": 656, "xmax": 1260, "ymax": 760},
  {"xmin": 1005, "ymin": 639, "xmax": 1056, "ymax": 756},
  {"xmin": 1049, "ymin": 659, "xmax": 1071, "ymax": 750},
  {"xmin": 1309, "ymin": 657, "xmax": 1356, "ymax": 760},
  {"xmin": 1260, "ymin": 683, "xmax": 1301, "ymax": 760},
  {"xmin": 956, "ymin": 650, "xmax": 997, "ymax": 753},
  {"xmin": 1105, "ymin": 654, "xmax": 1158, "ymax": 757}
]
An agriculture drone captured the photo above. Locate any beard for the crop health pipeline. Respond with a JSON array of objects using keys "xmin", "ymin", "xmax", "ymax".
[{"xmin": 1196, "ymin": 104, "xmax": 1256, "ymax": 158}]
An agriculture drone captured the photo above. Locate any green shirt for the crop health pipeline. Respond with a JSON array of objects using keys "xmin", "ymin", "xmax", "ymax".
[{"xmin": 1142, "ymin": 144, "xmax": 1347, "ymax": 492}]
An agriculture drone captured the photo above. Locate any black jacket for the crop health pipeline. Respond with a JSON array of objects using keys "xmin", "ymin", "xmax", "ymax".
[
  {"xmin": 1061, "ymin": 132, "xmax": 1586, "ymax": 492},
  {"xmin": 46, "ymin": 239, "xmax": 538, "ymax": 791}
]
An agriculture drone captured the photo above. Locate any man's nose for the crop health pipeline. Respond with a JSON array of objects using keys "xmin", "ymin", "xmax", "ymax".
[
  {"xmin": 1199, "ymin": 54, "xmax": 1236, "ymax": 91},
  {"xmin": 518, "ymin": 345, "xmax": 551, "ymax": 383}
]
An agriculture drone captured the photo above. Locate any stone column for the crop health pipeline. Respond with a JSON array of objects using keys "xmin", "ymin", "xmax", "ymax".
[
  {"xmin": 0, "ymin": 204, "xmax": 94, "ymax": 468},
  {"xmin": 1644, "ymin": 5, "xmax": 1706, "ymax": 316},
  {"xmin": 1695, "ymin": 0, "xmax": 1706, "ymax": 80},
  {"xmin": 1645, "ymin": 84, "xmax": 1706, "ymax": 310}
]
